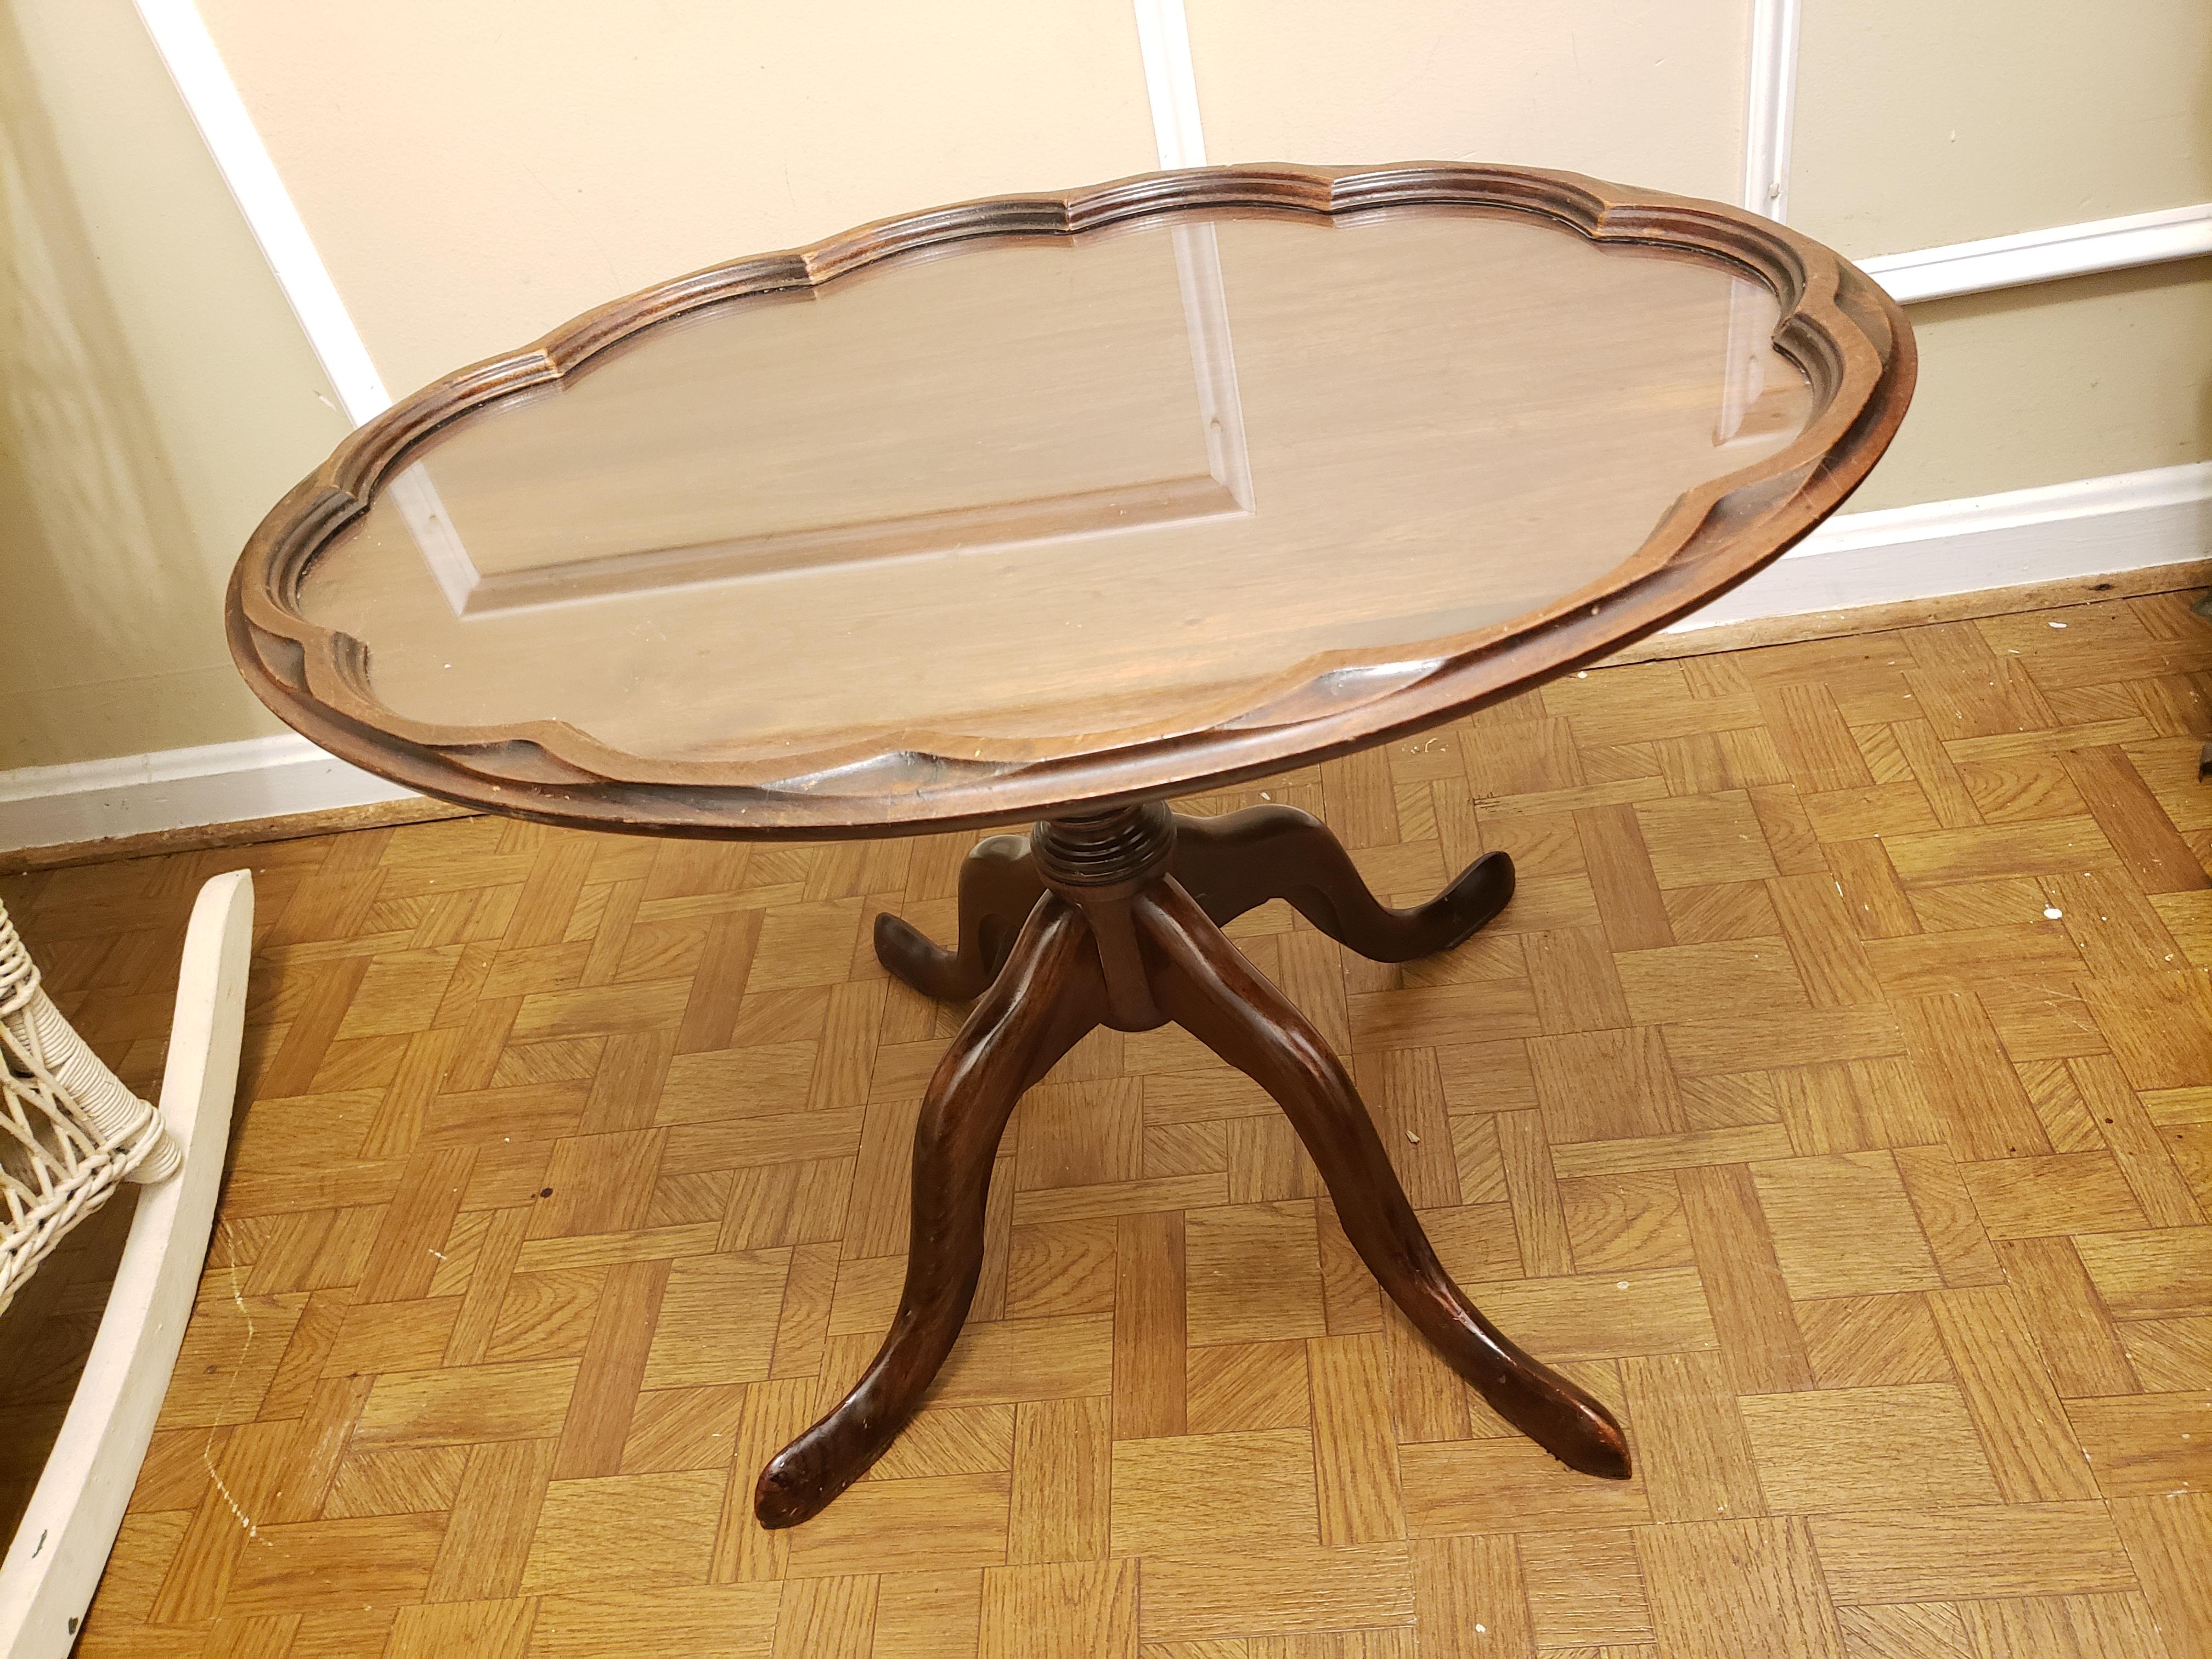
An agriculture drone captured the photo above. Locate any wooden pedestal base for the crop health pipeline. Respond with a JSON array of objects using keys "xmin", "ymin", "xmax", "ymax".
[{"xmin": 754, "ymin": 804, "xmax": 1630, "ymax": 1528}]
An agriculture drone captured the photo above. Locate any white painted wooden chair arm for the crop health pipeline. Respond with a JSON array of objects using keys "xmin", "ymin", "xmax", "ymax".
[{"xmin": 0, "ymin": 870, "xmax": 253, "ymax": 1657}]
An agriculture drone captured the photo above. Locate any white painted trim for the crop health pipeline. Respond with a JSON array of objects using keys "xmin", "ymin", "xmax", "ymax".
[
  {"xmin": 5, "ymin": 465, "xmax": 2204, "ymax": 854},
  {"xmin": 1862, "ymin": 202, "xmax": 2212, "ymax": 305},
  {"xmin": 1671, "ymin": 460, "xmax": 2212, "ymax": 630},
  {"xmin": 388, "ymin": 463, "xmax": 481, "ymax": 616},
  {"xmin": 1132, "ymin": 0, "xmax": 1207, "ymax": 170},
  {"xmin": 1741, "ymin": 0, "xmax": 1801, "ymax": 221},
  {"xmin": 1724, "ymin": 0, "xmax": 1799, "ymax": 427},
  {"xmin": 0, "ymin": 873, "xmax": 251, "ymax": 1659},
  {"xmin": 1789, "ymin": 461, "xmax": 2212, "ymax": 556},
  {"xmin": 1170, "ymin": 223, "xmax": 1255, "ymax": 512},
  {"xmin": 132, "ymin": 0, "xmax": 387, "ymax": 423},
  {"xmin": 0, "ymin": 734, "xmax": 414, "ymax": 855},
  {"xmin": 1733, "ymin": 0, "xmax": 2208, "ymax": 303}
]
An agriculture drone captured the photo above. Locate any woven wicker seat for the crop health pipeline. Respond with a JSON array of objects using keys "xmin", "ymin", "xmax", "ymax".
[{"xmin": 0, "ymin": 899, "xmax": 178, "ymax": 1318}]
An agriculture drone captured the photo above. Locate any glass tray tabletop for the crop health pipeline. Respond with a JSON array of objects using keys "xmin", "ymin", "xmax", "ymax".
[{"xmin": 230, "ymin": 165, "xmax": 1914, "ymax": 837}]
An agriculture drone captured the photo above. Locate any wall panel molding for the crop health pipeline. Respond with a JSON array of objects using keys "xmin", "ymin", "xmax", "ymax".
[
  {"xmin": 1132, "ymin": 0, "xmax": 1207, "ymax": 170},
  {"xmin": 1862, "ymin": 202, "xmax": 2212, "ymax": 304},
  {"xmin": 1742, "ymin": 0, "xmax": 1802, "ymax": 219},
  {"xmin": 1746, "ymin": 0, "xmax": 2205, "ymax": 300},
  {"xmin": 134, "ymin": 0, "xmax": 388, "ymax": 422}
]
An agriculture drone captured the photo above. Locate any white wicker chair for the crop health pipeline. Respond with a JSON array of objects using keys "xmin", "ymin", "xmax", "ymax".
[
  {"xmin": 0, "ymin": 871, "xmax": 252, "ymax": 1657},
  {"xmin": 1, "ymin": 899, "xmax": 181, "ymax": 1318}
]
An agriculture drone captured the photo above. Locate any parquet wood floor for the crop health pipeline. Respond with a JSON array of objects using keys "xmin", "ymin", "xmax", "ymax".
[{"xmin": 5, "ymin": 591, "xmax": 2211, "ymax": 1658}]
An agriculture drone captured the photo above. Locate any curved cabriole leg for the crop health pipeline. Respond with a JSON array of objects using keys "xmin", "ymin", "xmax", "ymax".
[
  {"xmin": 755, "ymin": 897, "xmax": 1106, "ymax": 1528},
  {"xmin": 874, "ymin": 833, "xmax": 1045, "ymax": 1001},
  {"xmin": 1172, "ymin": 804, "xmax": 1514, "ymax": 962},
  {"xmin": 1137, "ymin": 877, "xmax": 1631, "ymax": 1480}
]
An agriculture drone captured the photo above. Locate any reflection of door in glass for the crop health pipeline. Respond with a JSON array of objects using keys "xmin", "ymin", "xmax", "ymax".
[
  {"xmin": 1713, "ymin": 276, "xmax": 1799, "ymax": 452},
  {"xmin": 397, "ymin": 222, "xmax": 1253, "ymax": 618}
]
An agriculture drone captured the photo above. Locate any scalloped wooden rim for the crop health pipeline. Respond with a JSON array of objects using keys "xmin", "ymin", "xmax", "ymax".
[{"xmin": 230, "ymin": 161, "xmax": 1916, "ymax": 840}]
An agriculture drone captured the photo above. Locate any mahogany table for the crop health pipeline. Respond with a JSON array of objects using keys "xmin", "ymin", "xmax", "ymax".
[{"xmin": 228, "ymin": 163, "xmax": 1915, "ymax": 1527}]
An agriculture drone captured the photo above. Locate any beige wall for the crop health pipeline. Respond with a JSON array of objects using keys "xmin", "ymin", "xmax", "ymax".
[
  {"xmin": 1847, "ymin": 260, "xmax": 2212, "ymax": 512},
  {"xmin": 1788, "ymin": 0, "xmax": 2212, "ymax": 511},
  {"xmin": 0, "ymin": 0, "xmax": 351, "ymax": 772},
  {"xmin": 5, "ymin": 0, "xmax": 2207, "ymax": 773},
  {"xmin": 195, "ymin": 0, "xmax": 1165, "ymax": 400},
  {"xmin": 1184, "ymin": 0, "xmax": 1747, "ymax": 202},
  {"xmin": 1793, "ymin": 0, "xmax": 2212, "ymax": 257},
  {"xmin": 196, "ymin": 0, "xmax": 1760, "ymax": 400}
]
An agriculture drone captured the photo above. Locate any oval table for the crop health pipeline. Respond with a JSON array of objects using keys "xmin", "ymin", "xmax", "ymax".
[{"xmin": 228, "ymin": 163, "xmax": 1915, "ymax": 1527}]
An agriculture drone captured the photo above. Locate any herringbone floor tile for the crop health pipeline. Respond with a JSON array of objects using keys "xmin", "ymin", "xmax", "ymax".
[{"xmin": 4, "ymin": 591, "xmax": 2211, "ymax": 1656}]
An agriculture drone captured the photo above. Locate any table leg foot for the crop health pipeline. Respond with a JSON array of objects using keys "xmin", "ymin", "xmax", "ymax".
[
  {"xmin": 1138, "ymin": 876, "xmax": 1631, "ymax": 1480},
  {"xmin": 756, "ymin": 899, "xmax": 1104, "ymax": 1528},
  {"xmin": 873, "ymin": 833, "xmax": 1043, "ymax": 1001},
  {"xmin": 1172, "ymin": 804, "xmax": 1513, "ymax": 962}
]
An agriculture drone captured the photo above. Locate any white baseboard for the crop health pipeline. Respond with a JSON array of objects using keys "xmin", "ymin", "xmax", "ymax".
[
  {"xmin": 3, "ymin": 461, "xmax": 2207, "ymax": 857},
  {"xmin": 0, "ymin": 732, "xmax": 414, "ymax": 856},
  {"xmin": 1672, "ymin": 459, "xmax": 2212, "ymax": 631}
]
